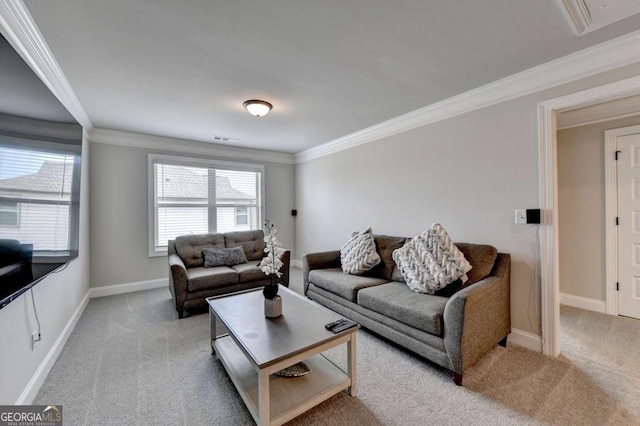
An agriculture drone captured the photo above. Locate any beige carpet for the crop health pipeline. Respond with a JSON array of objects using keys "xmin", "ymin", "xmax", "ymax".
[{"xmin": 34, "ymin": 269, "xmax": 640, "ymax": 425}]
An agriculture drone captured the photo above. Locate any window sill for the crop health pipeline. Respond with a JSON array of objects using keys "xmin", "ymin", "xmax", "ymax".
[{"xmin": 149, "ymin": 249, "xmax": 168, "ymax": 258}]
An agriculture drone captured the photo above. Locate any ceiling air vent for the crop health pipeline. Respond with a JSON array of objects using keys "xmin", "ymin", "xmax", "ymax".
[{"xmin": 213, "ymin": 136, "xmax": 238, "ymax": 142}]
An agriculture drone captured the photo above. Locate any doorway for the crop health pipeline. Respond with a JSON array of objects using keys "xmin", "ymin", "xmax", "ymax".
[{"xmin": 538, "ymin": 75, "xmax": 640, "ymax": 357}]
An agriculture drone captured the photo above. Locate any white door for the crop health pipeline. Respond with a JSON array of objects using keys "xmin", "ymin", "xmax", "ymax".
[{"xmin": 617, "ymin": 133, "xmax": 640, "ymax": 320}]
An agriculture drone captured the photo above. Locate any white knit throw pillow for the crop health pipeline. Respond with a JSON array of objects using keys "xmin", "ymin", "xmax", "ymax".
[
  {"xmin": 340, "ymin": 227, "xmax": 381, "ymax": 275},
  {"xmin": 430, "ymin": 223, "xmax": 472, "ymax": 283},
  {"xmin": 392, "ymin": 228, "xmax": 466, "ymax": 294}
]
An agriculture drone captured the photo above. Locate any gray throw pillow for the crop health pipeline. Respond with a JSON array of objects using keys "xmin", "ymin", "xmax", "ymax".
[
  {"xmin": 203, "ymin": 246, "xmax": 247, "ymax": 267},
  {"xmin": 340, "ymin": 227, "xmax": 381, "ymax": 275}
]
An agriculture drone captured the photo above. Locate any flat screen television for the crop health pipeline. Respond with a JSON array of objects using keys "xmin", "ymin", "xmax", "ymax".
[{"xmin": 0, "ymin": 33, "xmax": 83, "ymax": 309}]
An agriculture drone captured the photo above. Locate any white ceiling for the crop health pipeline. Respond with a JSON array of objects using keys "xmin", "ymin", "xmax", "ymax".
[{"xmin": 21, "ymin": 0, "xmax": 640, "ymax": 154}]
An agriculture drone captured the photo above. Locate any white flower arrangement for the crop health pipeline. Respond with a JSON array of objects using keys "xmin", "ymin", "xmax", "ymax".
[{"xmin": 259, "ymin": 219, "xmax": 284, "ymax": 278}]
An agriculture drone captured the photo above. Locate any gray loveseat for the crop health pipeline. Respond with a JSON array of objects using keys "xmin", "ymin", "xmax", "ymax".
[
  {"xmin": 168, "ymin": 230, "xmax": 290, "ymax": 318},
  {"xmin": 303, "ymin": 234, "xmax": 510, "ymax": 385}
]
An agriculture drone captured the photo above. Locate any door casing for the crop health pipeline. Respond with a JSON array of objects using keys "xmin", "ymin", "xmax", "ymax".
[{"xmin": 538, "ymin": 75, "xmax": 640, "ymax": 357}]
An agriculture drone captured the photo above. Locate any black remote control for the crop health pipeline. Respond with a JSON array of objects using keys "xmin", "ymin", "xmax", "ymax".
[
  {"xmin": 324, "ymin": 319, "xmax": 347, "ymax": 331},
  {"xmin": 331, "ymin": 319, "xmax": 358, "ymax": 333}
]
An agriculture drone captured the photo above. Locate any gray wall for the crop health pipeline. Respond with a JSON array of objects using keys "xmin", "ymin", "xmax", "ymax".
[
  {"xmin": 557, "ymin": 116, "xmax": 640, "ymax": 301},
  {"xmin": 294, "ymin": 63, "xmax": 640, "ymax": 336},
  {"xmin": 89, "ymin": 141, "xmax": 295, "ymax": 288},
  {"xmin": 0, "ymin": 135, "xmax": 90, "ymax": 404}
]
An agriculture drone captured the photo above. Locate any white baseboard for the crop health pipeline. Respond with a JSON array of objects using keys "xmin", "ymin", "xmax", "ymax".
[
  {"xmin": 90, "ymin": 278, "xmax": 168, "ymax": 298},
  {"xmin": 509, "ymin": 328, "xmax": 542, "ymax": 353},
  {"xmin": 16, "ymin": 290, "xmax": 91, "ymax": 404},
  {"xmin": 291, "ymin": 259, "xmax": 302, "ymax": 269},
  {"xmin": 560, "ymin": 293, "xmax": 606, "ymax": 314}
]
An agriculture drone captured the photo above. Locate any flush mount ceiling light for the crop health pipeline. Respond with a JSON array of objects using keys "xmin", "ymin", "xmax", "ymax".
[{"xmin": 243, "ymin": 100, "xmax": 272, "ymax": 117}]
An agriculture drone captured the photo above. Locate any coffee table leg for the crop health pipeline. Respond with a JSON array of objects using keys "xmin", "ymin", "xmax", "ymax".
[
  {"xmin": 258, "ymin": 369, "xmax": 270, "ymax": 426},
  {"xmin": 347, "ymin": 331, "xmax": 357, "ymax": 396},
  {"xmin": 210, "ymin": 307, "xmax": 216, "ymax": 356}
]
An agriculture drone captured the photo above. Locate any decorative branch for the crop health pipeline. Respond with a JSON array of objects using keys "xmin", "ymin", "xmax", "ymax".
[{"xmin": 259, "ymin": 219, "xmax": 284, "ymax": 299}]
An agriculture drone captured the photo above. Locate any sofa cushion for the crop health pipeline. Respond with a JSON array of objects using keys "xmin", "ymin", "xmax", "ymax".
[
  {"xmin": 175, "ymin": 234, "xmax": 225, "ymax": 268},
  {"xmin": 224, "ymin": 230, "xmax": 265, "ymax": 261},
  {"xmin": 203, "ymin": 246, "xmax": 247, "ymax": 267},
  {"xmin": 340, "ymin": 227, "xmax": 381, "ymax": 275},
  {"xmin": 232, "ymin": 262, "xmax": 267, "ymax": 283},
  {"xmin": 456, "ymin": 243, "xmax": 498, "ymax": 286},
  {"xmin": 187, "ymin": 266, "xmax": 238, "ymax": 292},
  {"xmin": 392, "ymin": 229, "xmax": 466, "ymax": 294},
  {"xmin": 309, "ymin": 267, "xmax": 389, "ymax": 302},
  {"xmin": 358, "ymin": 282, "xmax": 448, "ymax": 336},
  {"xmin": 365, "ymin": 235, "xmax": 407, "ymax": 280}
]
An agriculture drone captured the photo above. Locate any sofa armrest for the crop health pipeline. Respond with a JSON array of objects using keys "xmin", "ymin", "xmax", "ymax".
[
  {"xmin": 168, "ymin": 254, "xmax": 188, "ymax": 310},
  {"xmin": 443, "ymin": 253, "xmax": 511, "ymax": 375},
  {"xmin": 303, "ymin": 250, "xmax": 341, "ymax": 295}
]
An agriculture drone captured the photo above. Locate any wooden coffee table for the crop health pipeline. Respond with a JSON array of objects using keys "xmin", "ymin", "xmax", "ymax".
[{"xmin": 207, "ymin": 286, "xmax": 359, "ymax": 426}]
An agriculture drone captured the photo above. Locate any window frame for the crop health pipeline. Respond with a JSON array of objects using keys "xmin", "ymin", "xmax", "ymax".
[{"xmin": 147, "ymin": 153, "xmax": 265, "ymax": 257}]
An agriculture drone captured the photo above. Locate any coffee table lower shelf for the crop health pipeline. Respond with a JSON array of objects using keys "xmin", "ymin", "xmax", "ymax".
[{"xmin": 215, "ymin": 335, "xmax": 351, "ymax": 426}]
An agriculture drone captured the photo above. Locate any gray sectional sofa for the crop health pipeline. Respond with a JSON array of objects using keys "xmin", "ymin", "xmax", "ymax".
[
  {"xmin": 168, "ymin": 230, "xmax": 290, "ymax": 318},
  {"xmin": 303, "ymin": 234, "xmax": 510, "ymax": 385}
]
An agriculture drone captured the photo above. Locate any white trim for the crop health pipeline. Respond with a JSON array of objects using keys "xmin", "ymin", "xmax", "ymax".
[
  {"xmin": 538, "ymin": 75, "xmax": 640, "ymax": 358},
  {"xmin": 0, "ymin": 0, "xmax": 92, "ymax": 129},
  {"xmin": 295, "ymin": 31, "xmax": 640, "ymax": 164},
  {"xmin": 538, "ymin": 102, "xmax": 561, "ymax": 358},
  {"xmin": 605, "ymin": 128, "xmax": 620, "ymax": 316},
  {"xmin": 89, "ymin": 128, "xmax": 294, "ymax": 165},
  {"xmin": 89, "ymin": 278, "xmax": 168, "ymax": 298},
  {"xmin": 560, "ymin": 0, "xmax": 640, "ymax": 36},
  {"xmin": 508, "ymin": 328, "xmax": 542, "ymax": 353},
  {"xmin": 16, "ymin": 289, "xmax": 91, "ymax": 404},
  {"xmin": 560, "ymin": 293, "xmax": 606, "ymax": 314},
  {"xmin": 291, "ymin": 259, "xmax": 302, "ymax": 269},
  {"xmin": 148, "ymin": 153, "xmax": 157, "ymax": 258},
  {"xmin": 560, "ymin": 0, "xmax": 591, "ymax": 36},
  {"xmin": 604, "ymin": 124, "xmax": 640, "ymax": 316}
]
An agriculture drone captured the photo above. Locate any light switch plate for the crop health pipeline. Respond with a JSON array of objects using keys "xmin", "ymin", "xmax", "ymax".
[{"xmin": 515, "ymin": 209, "xmax": 527, "ymax": 225}]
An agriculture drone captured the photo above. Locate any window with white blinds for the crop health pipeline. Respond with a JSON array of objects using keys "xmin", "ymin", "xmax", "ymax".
[
  {"xmin": 0, "ymin": 145, "xmax": 78, "ymax": 254},
  {"xmin": 149, "ymin": 154, "xmax": 264, "ymax": 255}
]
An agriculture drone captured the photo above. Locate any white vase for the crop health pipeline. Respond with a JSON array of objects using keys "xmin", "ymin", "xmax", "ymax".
[{"xmin": 264, "ymin": 295, "xmax": 282, "ymax": 318}]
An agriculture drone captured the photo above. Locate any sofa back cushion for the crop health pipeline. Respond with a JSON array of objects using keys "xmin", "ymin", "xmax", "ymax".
[
  {"xmin": 225, "ymin": 230, "xmax": 265, "ymax": 261},
  {"xmin": 175, "ymin": 234, "xmax": 225, "ymax": 268},
  {"xmin": 366, "ymin": 235, "xmax": 408, "ymax": 280},
  {"xmin": 455, "ymin": 243, "xmax": 498, "ymax": 286}
]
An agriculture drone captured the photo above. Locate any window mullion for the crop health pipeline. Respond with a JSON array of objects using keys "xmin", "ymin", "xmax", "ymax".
[{"xmin": 208, "ymin": 168, "xmax": 217, "ymax": 233}]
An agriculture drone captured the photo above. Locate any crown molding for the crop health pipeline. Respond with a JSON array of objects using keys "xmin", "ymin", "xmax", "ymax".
[
  {"xmin": 0, "ymin": 0, "xmax": 92, "ymax": 130},
  {"xmin": 295, "ymin": 31, "xmax": 640, "ymax": 164},
  {"xmin": 88, "ymin": 128, "xmax": 295, "ymax": 165}
]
